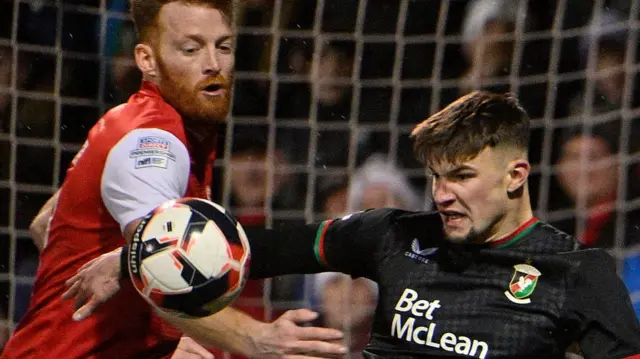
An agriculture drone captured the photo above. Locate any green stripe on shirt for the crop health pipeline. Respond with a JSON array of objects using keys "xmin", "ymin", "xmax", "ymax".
[{"xmin": 314, "ymin": 220, "xmax": 333, "ymax": 266}]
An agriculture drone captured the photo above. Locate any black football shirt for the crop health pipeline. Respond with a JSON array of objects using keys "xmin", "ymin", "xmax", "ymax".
[{"xmin": 248, "ymin": 209, "xmax": 640, "ymax": 359}]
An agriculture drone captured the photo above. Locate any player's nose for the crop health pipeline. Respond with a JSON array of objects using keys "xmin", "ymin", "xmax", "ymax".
[
  {"xmin": 432, "ymin": 179, "xmax": 456, "ymax": 205},
  {"xmin": 202, "ymin": 49, "xmax": 221, "ymax": 75}
]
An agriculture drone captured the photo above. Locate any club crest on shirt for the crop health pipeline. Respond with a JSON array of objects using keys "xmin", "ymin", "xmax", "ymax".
[{"xmin": 504, "ymin": 264, "xmax": 541, "ymax": 304}]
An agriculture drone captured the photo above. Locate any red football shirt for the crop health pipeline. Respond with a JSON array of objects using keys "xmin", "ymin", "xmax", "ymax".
[{"xmin": 3, "ymin": 82, "xmax": 217, "ymax": 359}]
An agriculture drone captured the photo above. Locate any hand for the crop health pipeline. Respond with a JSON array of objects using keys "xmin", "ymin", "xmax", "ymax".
[
  {"xmin": 62, "ymin": 247, "xmax": 123, "ymax": 321},
  {"xmin": 171, "ymin": 337, "xmax": 214, "ymax": 359},
  {"xmin": 251, "ymin": 309, "xmax": 347, "ymax": 358}
]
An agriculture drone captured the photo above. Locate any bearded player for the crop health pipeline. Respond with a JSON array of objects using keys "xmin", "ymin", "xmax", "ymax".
[{"xmin": 1, "ymin": 1, "xmax": 346, "ymax": 358}]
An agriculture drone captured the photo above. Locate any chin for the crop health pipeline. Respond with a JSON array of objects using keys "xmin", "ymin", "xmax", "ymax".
[
  {"xmin": 444, "ymin": 230, "xmax": 469, "ymax": 244},
  {"xmin": 444, "ymin": 227, "xmax": 479, "ymax": 244},
  {"xmin": 190, "ymin": 104, "xmax": 230, "ymax": 123}
]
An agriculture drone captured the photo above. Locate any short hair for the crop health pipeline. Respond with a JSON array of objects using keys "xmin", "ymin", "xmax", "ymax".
[
  {"xmin": 410, "ymin": 91, "xmax": 530, "ymax": 166},
  {"xmin": 130, "ymin": 0, "xmax": 235, "ymax": 42}
]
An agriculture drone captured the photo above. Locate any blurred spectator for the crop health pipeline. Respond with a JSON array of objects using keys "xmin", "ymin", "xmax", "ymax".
[
  {"xmin": 228, "ymin": 139, "xmax": 292, "ymax": 220},
  {"xmin": 312, "ymin": 44, "xmax": 353, "ymax": 113},
  {"xmin": 459, "ymin": 0, "xmax": 528, "ymax": 93},
  {"xmin": 318, "ymin": 180, "xmax": 349, "ymax": 220},
  {"xmin": 103, "ymin": 6, "xmax": 141, "ymax": 105},
  {"xmin": 570, "ymin": 9, "xmax": 639, "ymax": 114},
  {"xmin": 277, "ymin": 41, "xmax": 354, "ymax": 122},
  {"xmin": 458, "ymin": 0, "xmax": 549, "ymax": 173},
  {"xmin": 552, "ymin": 125, "xmax": 640, "ymax": 248},
  {"xmin": 206, "ymin": 139, "xmax": 293, "ymax": 359},
  {"xmin": 275, "ymin": 42, "xmax": 375, "ymax": 167},
  {"xmin": 568, "ymin": 9, "xmax": 640, "ymax": 155},
  {"xmin": 313, "ymin": 154, "xmax": 422, "ymax": 357},
  {"xmin": 347, "ymin": 154, "xmax": 423, "ymax": 212}
]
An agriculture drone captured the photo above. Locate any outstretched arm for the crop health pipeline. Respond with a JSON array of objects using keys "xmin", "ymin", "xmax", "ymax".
[
  {"xmin": 62, "ymin": 209, "xmax": 399, "ymax": 356},
  {"xmin": 159, "ymin": 307, "xmax": 346, "ymax": 358},
  {"xmin": 63, "ymin": 245, "xmax": 346, "ymax": 357},
  {"xmin": 64, "ymin": 208, "xmax": 399, "ymax": 319},
  {"xmin": 247, "ymin": 209, "xmax": 399, "ymax": 280}
]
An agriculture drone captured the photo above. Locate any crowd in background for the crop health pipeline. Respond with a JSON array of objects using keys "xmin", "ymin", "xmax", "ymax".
[{"xmin": 0, "ymin": 0, "xmax": 639, "ymax": 357}]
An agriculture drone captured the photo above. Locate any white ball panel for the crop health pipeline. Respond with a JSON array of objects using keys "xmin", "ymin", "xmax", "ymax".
[
  {"xmin": 150, "ymin": 278, "xmax": 193, "ymax": 295},
  {"xmin": 182, "ymin": 220, "xmax": 231, "ymax": 278},
  {"xmin": 142, "ymin": 205, "xmax": 193, "ymax": 240},
  {"xmin": 139, "ymin": 265, "xmax": 155, "ymax": 297},
  {"xmin": 141, "ymin": 250, "xmax": 191, "ymax": 292}
]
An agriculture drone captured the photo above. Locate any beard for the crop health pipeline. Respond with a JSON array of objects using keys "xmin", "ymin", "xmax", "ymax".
[
  {"xmin": 444, "ymin": 221, "xmax": 497, "ymax": 244},
  {"xmin": 156, "ymin": 57, "xmax": 233, "ymax": 123},
  {"xmin": 445, "ymin": 227, "xmax": 480, "ymax": 244},
  {"xmin": 444, "ymin": 215, "xmax": 503, "ymax": 244}
]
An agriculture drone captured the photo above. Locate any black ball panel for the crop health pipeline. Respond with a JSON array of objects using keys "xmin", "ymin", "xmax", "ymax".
[
  {"xmin": 161, "ymin": 270, "xmax": 236, "ymax": 317},
  {"xmin": 179, "ymin": 198, "xmax": 243, "ymax": 247},
  {"xmin": 170, "ymin": 249, "xmax": 209, "ymax": 286}
]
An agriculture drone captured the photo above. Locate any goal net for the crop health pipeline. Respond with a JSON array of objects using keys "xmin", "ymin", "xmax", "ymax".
[{"xmin": 0, "ymin": 0, "xmax": 639, "ymax": 356}]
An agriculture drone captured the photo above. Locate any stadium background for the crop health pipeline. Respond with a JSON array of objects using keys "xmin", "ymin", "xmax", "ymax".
[{"xmin": 0, "ymin": 0, "xmax": 639, "ymax": 356}]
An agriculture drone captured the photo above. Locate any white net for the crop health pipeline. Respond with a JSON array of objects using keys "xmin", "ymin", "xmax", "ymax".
[{"xmin": 0, "ymin": 0, "xmax": 639, "ymax": 355}]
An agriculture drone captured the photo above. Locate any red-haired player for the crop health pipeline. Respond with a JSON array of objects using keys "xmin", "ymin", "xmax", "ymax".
[{"xmin": 1, "ymin": 1, "xmax": 346, "ymax": 358}]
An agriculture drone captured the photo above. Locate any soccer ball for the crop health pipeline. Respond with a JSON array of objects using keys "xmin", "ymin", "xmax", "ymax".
[{"xmin": 127, "ymin": 198, "xmax": 250, "ymax": 318}]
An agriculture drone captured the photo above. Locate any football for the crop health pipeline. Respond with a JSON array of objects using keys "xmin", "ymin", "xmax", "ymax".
[{"xmin": 127, "ymin": 198, "xmax": 250, "ymax": 318}]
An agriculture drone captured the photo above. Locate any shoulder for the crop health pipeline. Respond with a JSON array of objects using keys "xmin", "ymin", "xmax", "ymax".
[
  {"xmin": 335, "ymin": 209, "xmax": 442, "ymax": 249},
  {"xmin": 556, "ymin": 248, "xmax": 615, "ymax": 268},
  {"xmin": 100, "ymin": 90, "xmax": 186, "ymax": 142},
  {"xmin": 394, "ymin": 210, "xmax": 443, "ymax": 237},
  {"xmin": 517, "ymin": 220, "xmax": 580, "ymax": 254},
  {"xmin": 551, "ymin": 248, "xmax": 618, "ymax": 289},
  {"xmin": 333, "ymin": 208, "xmax": 436, "ymax": 228}
]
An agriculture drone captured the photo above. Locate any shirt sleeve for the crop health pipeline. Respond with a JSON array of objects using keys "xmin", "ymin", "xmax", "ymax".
[
  {"xmin": 247, "ymin": 208, "xmax": 399, "ymax": 281},
  {"xmin": 319, "ymin": 208, "xmax": 399, "ymax": 279},
  {"xmin": 562, "ymin": 249, "xmax": 640, "ymax": 359},
  {"xmin": 101, "ymin": 128, "xmax": 190, "ymax": 232}
]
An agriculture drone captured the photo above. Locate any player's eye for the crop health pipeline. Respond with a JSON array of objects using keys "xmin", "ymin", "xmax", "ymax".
[
  {"xmin": 454, "ymin": 173, "xmax": 474, "ymax": 181},
  {"xmin": 218, "ymin": 43, "xmax": 233, "ymax": 54},
  {"xmin": 182, "ymin": 46, "xmax": 200, "ymax": 55}
]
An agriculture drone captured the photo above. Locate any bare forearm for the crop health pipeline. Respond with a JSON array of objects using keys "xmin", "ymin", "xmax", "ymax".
[
  {"xmin": 66, "ymin": 245, "xmax": 347, "ymax": 358},
  {"xmin": 155, "ymin": 306, "xmax": 264, "ymax": 357},
  {"xmin": 30, "ymin": 190, "xmax": 60, "ymax": 251}
]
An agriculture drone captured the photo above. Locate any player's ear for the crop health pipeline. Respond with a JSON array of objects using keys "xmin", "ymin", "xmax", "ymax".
[
  {"xmin": 134, "ymin": 43, "xmax": 158, "ymax": 77},
  {"xmin": 507, "ymin": 158, "xmax": 530, "ymax": 194}
]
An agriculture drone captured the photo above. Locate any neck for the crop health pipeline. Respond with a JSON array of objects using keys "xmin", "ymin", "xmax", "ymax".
[
  {"xmin": 184, "ymin": 120, "xmax": 219, "ymax": 146},
  {"xmin": 486, "ymin": 186, "xmax": 534, "ymax": 244}
]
